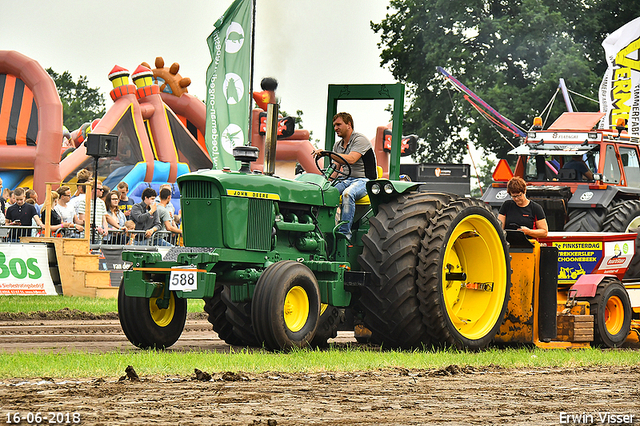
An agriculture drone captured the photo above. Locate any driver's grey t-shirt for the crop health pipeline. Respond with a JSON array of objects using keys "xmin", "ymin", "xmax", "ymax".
[{"xmin": 333, "ymin": 132, "xmax": 371, "ymax": 178}]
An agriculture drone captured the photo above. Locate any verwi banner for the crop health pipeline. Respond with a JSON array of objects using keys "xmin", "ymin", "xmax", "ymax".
[
  {"xmin": 205, "ymin": 0, "xmax": 253, "ymax": 170},
  {"xmin": 599, "ymin": 16, "xmax": 640, "ymax": 139}
]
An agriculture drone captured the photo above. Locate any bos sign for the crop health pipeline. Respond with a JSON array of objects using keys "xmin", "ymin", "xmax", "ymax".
[{"xmin": 0, "ymin": 244, "xmax": 57, "ymax": 295}]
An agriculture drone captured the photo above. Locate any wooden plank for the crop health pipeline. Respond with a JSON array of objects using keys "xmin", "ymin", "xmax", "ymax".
[
  {"xmin": 74, "ymin": 254, "xmax": 100, "ymax": 272},
  {"xmin": 84, "ymin": 271, "xmax": 113, "ymax": 289},
  {"xmin": 95, "ymin": 287, "xmax": 119, "ymax": 299}
]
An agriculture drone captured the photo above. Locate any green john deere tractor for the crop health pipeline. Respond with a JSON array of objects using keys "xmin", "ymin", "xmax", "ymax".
[{"xmin": 118, "ymin": 84, "xmax": 511, "ymax": 350}]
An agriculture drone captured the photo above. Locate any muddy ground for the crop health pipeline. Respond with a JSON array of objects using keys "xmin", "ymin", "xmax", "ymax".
[{"xmin": 0, "ymin": 312, "xmax": 639, "ymax": 425}]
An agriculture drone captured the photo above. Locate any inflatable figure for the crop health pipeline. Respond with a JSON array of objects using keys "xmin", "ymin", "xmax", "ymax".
[{"xmin": 0, "ymin": 50, "xmax": 63, "ymax": 196}]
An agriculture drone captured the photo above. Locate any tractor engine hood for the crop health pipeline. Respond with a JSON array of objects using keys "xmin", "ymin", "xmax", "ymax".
[{"xmin": 177, "ymin": 169, "xmax": 338, "ymax": 207}]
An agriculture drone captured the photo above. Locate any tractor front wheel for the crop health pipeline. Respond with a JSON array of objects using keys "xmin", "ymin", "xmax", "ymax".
[
  {"xmin": 118, "ymin": 276, "xmax": 187, "ymax": 349},
  {"xmin": 252, "ymin": 261, "xmax": 321, "ymax": 350},
  {"xmin": 583, "ymin": 277, "xmax": 632, "ymax": 348}
]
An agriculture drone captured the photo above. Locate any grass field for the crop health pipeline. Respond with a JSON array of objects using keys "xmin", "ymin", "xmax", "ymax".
[
  {"xmin": 0, "ymin": 295, "xmax": 205, "ymax": 314},
  {"xmin": 0, "ymin": 296, "xmax": 638, "ymax": 379}
]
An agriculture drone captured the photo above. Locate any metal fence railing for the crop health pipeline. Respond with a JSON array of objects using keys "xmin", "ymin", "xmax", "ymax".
[{"xmin": 0, "ymin": 225, "xmax": 182, "ymax": 247}]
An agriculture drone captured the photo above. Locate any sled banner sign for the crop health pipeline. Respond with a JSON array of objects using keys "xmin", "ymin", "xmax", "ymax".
[
  {"xmin": 205, "ymin": 0, "xmax": 253, "ymax": 171},
  {"xmin": 599, "ymin": 16, "xmax": 640, "ymax": 140},
  {"xmin": 0, "ymin": 243, "xmax": 57, "ymax": 295}
]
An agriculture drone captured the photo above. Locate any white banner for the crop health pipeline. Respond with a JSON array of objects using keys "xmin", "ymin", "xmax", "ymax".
[
  {"xmin": 599, "ymin": 17, "xmax": 640, "ymax": 139},
  {"xmin": 0, "ymin": 243, "xmax": 57, "ymax": 295}
]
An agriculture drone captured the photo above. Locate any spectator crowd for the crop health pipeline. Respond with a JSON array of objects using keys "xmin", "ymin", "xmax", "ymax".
[{"xmin": 0, "ymin": 169, "xmax": 182, "ymax": 246}]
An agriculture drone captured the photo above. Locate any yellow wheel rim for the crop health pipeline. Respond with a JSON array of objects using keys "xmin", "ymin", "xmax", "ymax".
[
  {"xmin": 320, "ymin": 303, "xmax": 328, "ymax": 316},
  {"xmin": 605, "ymin": 295, "xmax": 625, "ymax": 335},
  {"xmin": 442, "ymin": 214, "xmax": 508, "ymax": 340},
  {"xmin": 284, "ymin": 286, "xmax": 309, "ymax": 333},
  {"xmin": 149, "ymin": 292, "xmax": 176, "ymax": 328}
]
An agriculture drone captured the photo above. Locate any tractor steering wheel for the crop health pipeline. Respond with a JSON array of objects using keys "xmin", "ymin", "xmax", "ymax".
[{"xmin": 314, "ymin": 151, "xmax": 352, "ymax": 185}]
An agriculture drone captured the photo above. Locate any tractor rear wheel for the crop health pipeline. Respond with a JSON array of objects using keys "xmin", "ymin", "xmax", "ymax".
[
  {"xmin": 417, "ymin": 198, "xmax": 511, "ymax": 350},
  {"xmin": 563, "ymin": 208, "xmax": 607, "ymax": 232},
  {"xmin": 310, "ymin": 304, "xmax": 344, "ymax": 347},
  {"xmin": 357, "ymin": 192, "xmax": 454, "ymax": 348},
  {"xmin": 252, "ymin": 261, "xmax": 321, "ymax": 350},
  {"xmin": 204, "ymin": 285, "xmax": 258, "ymax": 347},
  {"xmin": 602, "ymin": 199, "xmax": 640, "ymax": 233},
  {"xmin": 118, "ymin": 276, "xmax": 187, "ymax": 349},
  {"xmin": 582, "ymin": 277, "xmax": 631, "ymax": 348}
]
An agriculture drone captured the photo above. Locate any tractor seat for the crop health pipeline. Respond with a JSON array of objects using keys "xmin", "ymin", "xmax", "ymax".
[{"xmin": 341, "ymin": 166, "xmax": 383, "ymax": 205}]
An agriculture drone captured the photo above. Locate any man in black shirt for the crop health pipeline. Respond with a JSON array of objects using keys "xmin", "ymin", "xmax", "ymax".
[
  {"xmin": 498, "ymin": 177, "xmax": 548, "ymax": 238},
  {"xmin": 5, "ymin": 187, "xmax": 45, "ymax": 241}
]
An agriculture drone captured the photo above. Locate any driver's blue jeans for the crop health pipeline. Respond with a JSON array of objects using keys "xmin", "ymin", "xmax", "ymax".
[{"xmin": 334, "ymin": 177, "xmax": 368, "ymax": 239}]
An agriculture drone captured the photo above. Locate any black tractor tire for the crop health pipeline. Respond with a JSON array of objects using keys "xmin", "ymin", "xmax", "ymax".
[
  {"xmin": 252, "ymin": 261, "xmax": 321, "ymax": 350},
  {"xmin": 602, "ymin": 199, "xmax": 640, "ymax": 233},
  {"xmin": 357, "ymin": 192, "xmax": 455, "ymax": 349},
  {"xmin": 417, "ymin": 197, "xmax": 512, "ymax": 350},
  {"xmin": 580, "ymin": 277, "xmax": 632, "ymax": 348},
  {"xmin": 563, "ymin": 208, "xmax": 607, "ymax": 232},
  {"xmin": 118, "ymin": 277, "xmax": 187, "ymax": 349},
  {"xmin": 310, "ymin": 304, "xmax": 345, "ymax": 347},
  {"xmin": 204, "ymin": 285, "xmax": 259, "ymax": 347}
]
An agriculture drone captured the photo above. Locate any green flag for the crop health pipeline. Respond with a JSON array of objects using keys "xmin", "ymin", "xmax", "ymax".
[{"xmin": 205, "ymin": 0, "xmax": 252, "ymax": 170}]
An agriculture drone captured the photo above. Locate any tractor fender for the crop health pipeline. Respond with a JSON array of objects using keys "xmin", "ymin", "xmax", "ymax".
[
  {"xmin": 568, "ymin": 185, "xmax": 618, "ymax": 209},
  {"xmin": 570, "ymin": 274, "xmax": 616, "ymax": 298},
  {"xmin": 365, "ymin": 179, "xmax": 421, "ymax": 214}
]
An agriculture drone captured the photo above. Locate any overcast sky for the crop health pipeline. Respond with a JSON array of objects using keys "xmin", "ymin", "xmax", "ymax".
[{"xmin": 1, "ymin": 0, "xmax": 397, "ymax": 148}]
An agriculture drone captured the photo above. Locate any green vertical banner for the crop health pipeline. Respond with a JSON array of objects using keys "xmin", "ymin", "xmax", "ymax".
[{"xmin": 205, "ymin": 0, "xmax": 252, "ymax": 170}]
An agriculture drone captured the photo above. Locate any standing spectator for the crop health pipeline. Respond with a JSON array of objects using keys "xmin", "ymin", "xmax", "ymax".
[
  {"xmin": 5, "ymin": 190, "xmax": 15, "ymax": 211},
  {"xmin": 25, "ymin": 189, "xmax": 41, "ymax": 216},
  {"xmin": 157, "ymin": 187, "xmax": 182, "ymax": 245},
  {"xmin": 100, "ymin": 185, "xmax": 111, "ymax": 206},
  {"xmin": 131, "ymin": 187, "xmax": 161, "ymax": 244},
  {"xmin": 55, "ymin": 186, "xmax": 83, "ymax": 236},
  {"xmin": 5, "ymin": 187, "xmax": 44, "ymax": 240},
  {"xmin": 68, "ymin": 169, "xmax": 92, "ymax": 214},
  {"xmin": 0, "ymin": 177, "xmax": 5, "ymax": 214},
  {"xmin": 117, "ymin": 182, "xmax": 134, "ymax": 219},
  {"xmin": 155, "ymin": 184, "xmax": 178, "ymax": 227},
  {"xmin": 106, "ymin": 191, "xmax": 126, "ymax": 244},
  {"xmin": 40, "ymin": 191, "xmax": 64, "ymax": 235},
  {"xmin": 77, "ymin": 180, "xmax": 110, "ymax": 242}
]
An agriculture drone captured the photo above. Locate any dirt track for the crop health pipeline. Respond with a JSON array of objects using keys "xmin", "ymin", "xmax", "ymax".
[{"xmin": 0, "ymin": 313, "xmax": 639, "ymax": 425}]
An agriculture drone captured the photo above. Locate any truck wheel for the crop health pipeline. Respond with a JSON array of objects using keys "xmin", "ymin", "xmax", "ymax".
[
  {"xmin": 204, "ymin": 285, "xmax": 259, "ymax": 347},
  {"xmin": 357, "ymin": 192, "xmax": 454, "ymax": 348},
  {"xmin": 418, "ymin": 198, "xmax": 511, "ymax": 350},
  {"xmin": 602, "ymin": 199, "xmax": 640, "ymax": 233},
  {"xmin": 252, "ymin": 261, "xmax": 321, "ymax": 350},
  {"xmin": 118, "ymin": 277, "xmax": 187, "ymax": 349},
  {"xmin": 563, "ymin": 208, "xmax": 606, "ymax": 232},
  {"xmin": 310, "ymin": 304, "xmax": 344, "ymax": 347},
  {"xmin": 582, "ymin": 277, "xmax": 631, "ymax": 348}
]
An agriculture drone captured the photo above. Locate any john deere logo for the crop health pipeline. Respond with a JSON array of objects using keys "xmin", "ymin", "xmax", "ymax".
[{"xmin": 496, "ymin": 190, "xmax": 508, "ymax": 200}]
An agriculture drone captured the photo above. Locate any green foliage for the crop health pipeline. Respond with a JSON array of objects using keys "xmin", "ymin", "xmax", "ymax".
[
  {"xmin": 471, "ymin": 158, "xmax": 497, "ymax": 197},
  {"xmin": 372, "ymin": 0, "xmax": 640, "ymax": 162},
  {"xmin": 46, "ymin": 68, "xmax": 106, "ymax": 132}
]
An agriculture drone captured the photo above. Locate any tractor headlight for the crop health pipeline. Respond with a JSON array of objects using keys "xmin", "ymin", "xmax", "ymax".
[
  {"xmin": 371, "ymin": 183, "xmax": 381, "ymax": 195},
  {"xmin": 384, "ymin": 183, "xmax": 394, "ymax": 194}
]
